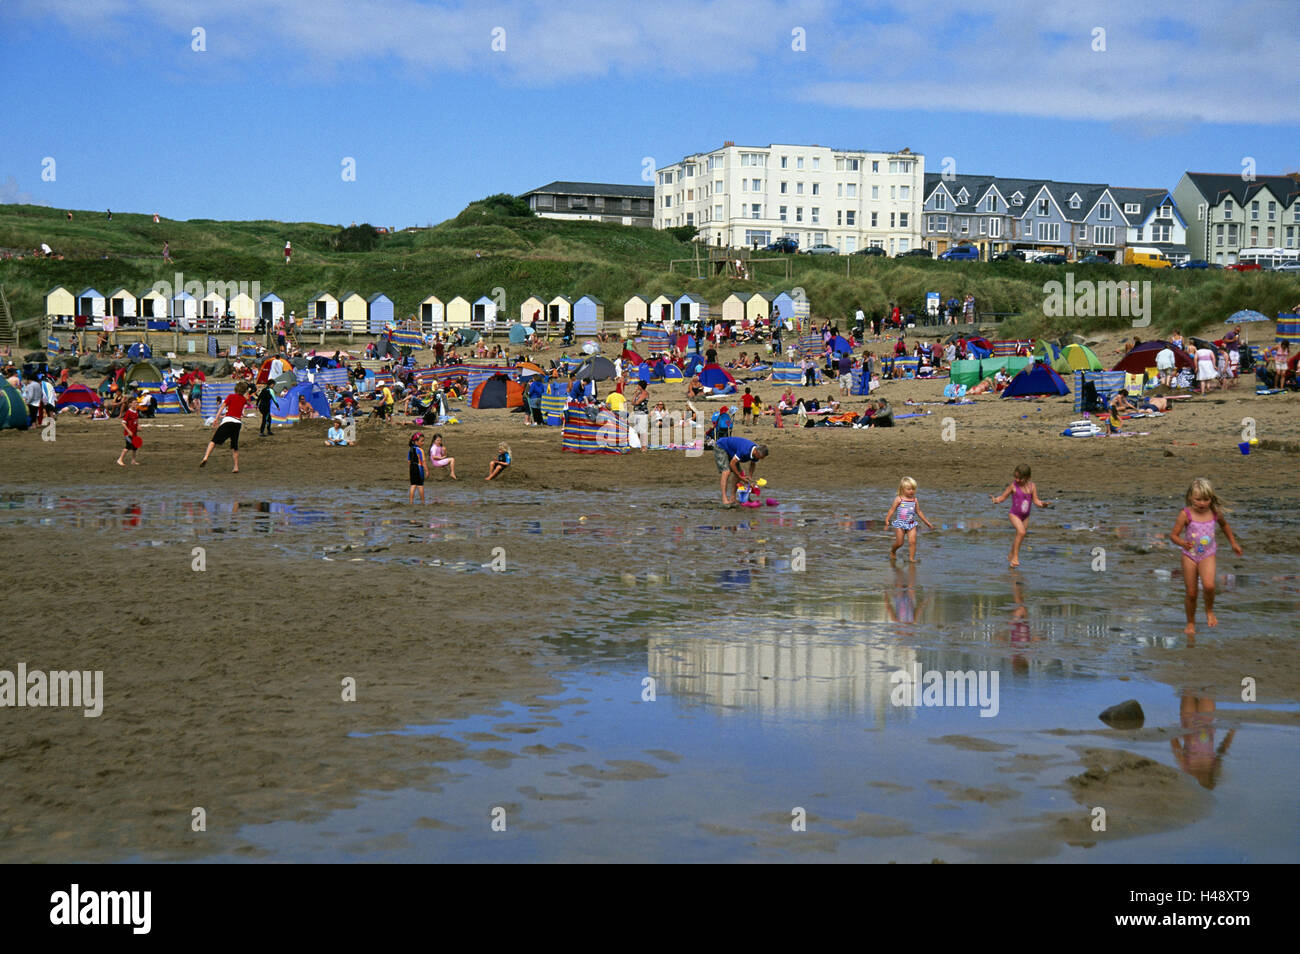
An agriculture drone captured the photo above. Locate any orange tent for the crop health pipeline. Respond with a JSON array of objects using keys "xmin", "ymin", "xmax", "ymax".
[{"xmin": 470, "ymin": 374, "xmax": 525, "ymax": 409}]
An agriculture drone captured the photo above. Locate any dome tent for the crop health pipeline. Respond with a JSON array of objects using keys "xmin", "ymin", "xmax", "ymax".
[
  {"xmin": 1001, "ymin": 362, "xmax": 1070, "ymax": 398},
  {"xmin": 470, "ymin": 374, "xmax": 525, "ymax": 409},
  {"xmin": 0, "ymin": 379, "xmax": 30, "ymax": 430}
]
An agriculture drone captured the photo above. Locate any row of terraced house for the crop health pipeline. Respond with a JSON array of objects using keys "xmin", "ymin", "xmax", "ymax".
[{"xmin": 634, "ymin": 141, "xmax": 1300, "ymax": 265}]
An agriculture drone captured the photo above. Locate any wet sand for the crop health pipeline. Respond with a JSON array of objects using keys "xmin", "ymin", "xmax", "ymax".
[{"xmin": 1, "ymin": 326, "xmax": 1297, "ymax": 862}]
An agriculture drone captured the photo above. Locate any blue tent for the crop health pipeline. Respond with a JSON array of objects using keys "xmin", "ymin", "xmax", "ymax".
[
  {"xmin": 636, "ymin": 362, "xmax": 651, "ymax": 384},
  {"xmin": 661, "ymin": 364, "xmax": 684, "ymax": 380},
  {"xmin": 509, "ymin": 323, "xmax": 529, "ymax": 344},
  {"xmin": 128, "ymin": 342, "xmax": 153, "ymax": 360},
  {"xmin": 682, "ymin": 353, "xmax": 705, "ymax": 375},
  {"xmin": 273, "ymin": 381, "xmax": 332, "ymax": 422},
  {"xmin": 967, "ymin": 342, "xmax": 991, "ymax": 360},
  {"xmin": 1002, "ymin": 362, "xmax": 1069, "ymax": 398},
  {"xmin": 829, "ymin": 335, "xmax": 852, "ymax": 353},
  {"xmin": 698, "ymin": 363, "xmax": 738, "ymax": 393}
]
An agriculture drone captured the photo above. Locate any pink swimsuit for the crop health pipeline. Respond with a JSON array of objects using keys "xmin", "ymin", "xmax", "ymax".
[
  {"xmin": 430, "ymin": 444, "xmax": 452, "ymax": 467},
  {"xmin": 1182, "ymin": 508, "xmax": 1217, "ymax": 563},
  {"xmin": 1010, "ymin": 482, "xmax": 1034, "ymax": 519}
]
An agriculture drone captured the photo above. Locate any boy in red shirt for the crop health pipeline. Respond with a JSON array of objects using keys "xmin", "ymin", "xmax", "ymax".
[
  {"xmin": 741, "ymin": 387, "xmax": 755, "ymax": 424},
  {"xmin": 200, "ymin": 381, "xmax": 250, "ymax": 472},
  {"xmin": 116, "ymin": 397, "xmax": 141, "ymax": 466}
]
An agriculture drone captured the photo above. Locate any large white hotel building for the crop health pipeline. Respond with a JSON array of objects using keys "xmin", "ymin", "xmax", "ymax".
[{"xmin": 653, "ymin": 142, "xmax": 925, "ymax": 254}]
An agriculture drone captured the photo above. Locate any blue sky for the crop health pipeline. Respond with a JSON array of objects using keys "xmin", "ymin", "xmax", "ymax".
[{"xmin": 1, "ymin": 0, "xmax": 1296, "ymax": 227}]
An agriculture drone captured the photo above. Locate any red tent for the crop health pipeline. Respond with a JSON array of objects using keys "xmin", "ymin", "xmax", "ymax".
[
  {"xmin": 620, "ymin": 348, "xmax": 644, "ymax": 366},
  {"xmin": 256, "ymin": 357, "xmax": 276, "ymax": 384},
  {"xmin": 1112, "ymin": 341, "xmax": 1194, "ymax": 375}
]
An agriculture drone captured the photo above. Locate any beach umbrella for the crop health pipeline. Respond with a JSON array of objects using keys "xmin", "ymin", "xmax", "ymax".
[
  {"xmin": 1226, "ymin": 310, "xmax": 1269, "ymax": 323},
  {"xmin": 582, "ymin": 341, "xmax": 601, "ymax": 355},
  {"xmin": 575, "ymin": 356, "xmax": 616, "ymax": 381},
  {"xmin": 516, "ymin": 361, "xmax": 545, "ymax": 379}
]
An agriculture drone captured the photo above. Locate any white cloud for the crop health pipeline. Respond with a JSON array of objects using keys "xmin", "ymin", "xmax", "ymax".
[
  {"xmin": 0, "ymin": 177, "xmax": 49, "ymax": 206},
  {"xmin": 11, "ymin": 0, "xmax": 1298, "ymax": 122}
]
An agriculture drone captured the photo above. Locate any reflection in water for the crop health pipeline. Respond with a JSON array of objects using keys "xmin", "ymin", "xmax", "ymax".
[
  {"xmin": 648, "ymin": 623, "xmax": 916, "ymax": 724},
  {"xmin": 1172, "ymin": 693, "xmax": 1235, "ymax": 789}
]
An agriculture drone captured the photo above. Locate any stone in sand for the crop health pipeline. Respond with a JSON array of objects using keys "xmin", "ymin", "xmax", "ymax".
[{"xmin": 1098, "ymin": 699, "xmax": 1145, "ymax": 729}]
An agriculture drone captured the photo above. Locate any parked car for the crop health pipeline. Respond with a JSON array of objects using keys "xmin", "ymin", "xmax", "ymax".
[
  {"xmin": 1034, "ymin": 253, "xmax": 1068, "ymax": 265},
  {"xmin": 764, "ymin": 237, "xmax": 799, "ymax": 254},
  {"xmin": 1273, "ymin": 261, "xmax": 1300, "ymax": 272},
  {"xmin": 1225, "ymin": 262, "xmax": 1262, "ymax": 272},
  {"xmin": 853, "ymin": 246, "xmax": 887, "ymax": 257},
  {"xmin": 803, "ymin": 244, "xmax": 839, "ymax": 256},
  {"xmin": 1177, "ymin": 259, "xmax": 1210, "ymax": 269},
  {"xmin": 1077, "ymin": 254, "xmax": 1111, "ymax": 265},
  {"xmin": 896, "ymin": 248, "xmax": 932, "ymax": 258},
  {"xmin": 991, "ymin": 250, "xmax": 1026, "ymax": 262},
  {"xmin": 938, "ymin": 244, "xmax": 980, "ymax": 261}
]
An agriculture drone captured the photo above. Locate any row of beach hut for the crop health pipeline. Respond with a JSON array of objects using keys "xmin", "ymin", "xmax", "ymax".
[{"xmin": 45, "ymin": 286, "xmax": 807, "ymax": 336}]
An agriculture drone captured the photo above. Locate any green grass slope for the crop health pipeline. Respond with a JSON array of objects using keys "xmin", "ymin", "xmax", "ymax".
[{"xmin": 2, "ymin": 200, "xmax": 1296, "ymax": 343}]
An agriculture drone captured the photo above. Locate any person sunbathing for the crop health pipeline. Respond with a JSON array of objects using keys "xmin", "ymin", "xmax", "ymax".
[{"xmin": 966, "ymin": 377, "xmax": 995, "ymax": 396}]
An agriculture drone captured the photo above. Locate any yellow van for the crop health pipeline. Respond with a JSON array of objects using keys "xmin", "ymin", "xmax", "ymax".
[{"xmin": 1123, "ymin": 246, "xmax": 1172, "ymax": 268}]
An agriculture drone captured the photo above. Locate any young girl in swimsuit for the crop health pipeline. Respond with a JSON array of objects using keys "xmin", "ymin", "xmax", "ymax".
[
  {"xmin": 428, "ymin": 433, "xmax": 457, "ymax": 479},
  {"xmin": 408, "ymin": 432, "xmax": 427, "ymax": 505},
  {"xmin": 1170, "ymin": 478, "xmax": 1243, "ymax": 636},
  {"xmin": 991, "ymin": 464, "xmax": 1051, "ymax": 568},
  {"xmin": 886, "ymin": 476, "xmax": 935, "ymax": 563}
]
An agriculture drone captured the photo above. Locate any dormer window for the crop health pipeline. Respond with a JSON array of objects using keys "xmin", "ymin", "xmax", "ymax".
[
  {"xmin": 1124, "ymin": 203, "xmax": 1141, "ymax": 215},
  {"xmin": 1068, "ymin": 194, "xmax": 1082, "ymax": 209},
  {"xmin": 1011, "ymin": 192, "xmax": 1024, "ymax": 206},
  {"xmin": 956, "ymin": 188, "xmax": 969, "ymax": 204}
]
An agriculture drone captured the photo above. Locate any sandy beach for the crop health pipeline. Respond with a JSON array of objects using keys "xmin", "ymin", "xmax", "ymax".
[{"xmin": 2, "ymin": 324, "xmax": 1297, "ymax": 862}]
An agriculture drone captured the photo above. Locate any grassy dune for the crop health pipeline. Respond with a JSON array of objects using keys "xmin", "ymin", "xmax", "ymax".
[{"xmin": 2, "ymin": 201, "xmax": 1296, "ymax": 344}]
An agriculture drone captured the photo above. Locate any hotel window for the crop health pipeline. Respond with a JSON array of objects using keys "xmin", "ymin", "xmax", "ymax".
[
  {"xmin": 871, "ymin": 185, "xmax": 879, "ymax": 200},
  {"xmin": 1267, "ymin": 201, "xmax": 1277, "ymax": 221},
  {"xmin": 741, "ymin": 180, "xmax": 747, "ymax": 192},
  {"xmin": 1287, "ymin": 226, "xmax": 1296, "ymax": 247},
  {"xmin": 1215, "ymin": 225, "xmax": 1224, "ymax": 246},
  {"xmin": 715, "ymin": 180, "xmax": 723, "ymax": 193},
  {"xmin": 1159, "ymin": 204, "xmax": 1172, "ymax": 218},
  {"xmin": 1095, "ymin": 226, "xmax": 1115, "ymax": 245},
  {"xmin": 812, "ymin": 158, "xmax": 820, "ymax": 170},
  {"xmin": 781, "ymin": 181, "xmax": 788, "ymax": 194},
  {"xmin": 686, "ymin": 213, "xmax": 693, "ymax": 225},
  {"xmin": 835, "ymin": 159, "xmax": 845, "ymax": 171},
  {"xmin": 663, "ymin": 196, "xmax": 671, "ymax": 208},
  {"xmin": 714, "ymin": 204, "xmax": 723, "ymax": 219},
  {"xmin": 979, "ymin": 219, "xmax": 987, "ymax": 235},
  {"xmin": 797, "ymin": 157, "xmax": 804, "ymax": 170},
  {"xmin": 1037, "ymin": 222, "xmax": 1061, "ymax": 242},
  {"xmin": 846, "ymin": 184, "xmax": 857, "ymax": 198},
  {"xmin": 796, "ymin": 183, "xmax": 804, "ymax": 195},
  {"xmin": 1251, "ymin": 200, "xmax": 1260, "ymax": 220},
  {"xmin": 686, "ymin": 190, "xmax": 693, "ymax": 201},
  {"xmin": 1222, "ymin": 200, "xmax": 1233, "ymax": 219},
  {"xmin": 684, "ymin": 164, "xmax": 695, "ymax": 177},
  {"xmin": 1266, "ymin": 227, "xmax": 1275, "ymax": 244},
  {"xmin": 989, "ymin": 219, "xmax": 1001, "ymax": 237},
  {"xmin": 890, "ymin": 213, "xmax": 895, "ymax": 228},
  {"xmin": 890, "ymin": 186, "xmax": 896, "ymax": 199},
  {"xmin": 850, "ymin": 158, "xmax": 860, "ymax": 171},
  {"xmin": 899, "ymin": 213, "xmax": 908, "ymax": 227},
  {"xmin": 1037, "ymin": 198, "xmax": 1049, "ymax": 216},
  {"xmin": 900, "ymin": 185, "xmax": 910, "ymax": 200},
  {"xmin": 1078, "ymin": 224, "xmax": 1088, "ymax": 242},
  {"xmin": 845, "ymin": 210, "xmax": 855, "ymax": 226},
  {"xmin": 1125, "ymin": 203, "xmax": 1141, "ymax": 215},
  {"xmin": 796, "ymin": 207, "xmax": 803, "ymax": 223},
  {"xmin": 780, "ymin": 156, "xmax": 788, "ymax": 168},
  {"xmin": 1227, "ymin": 224, "xmax": 1238, "ymax": 243},
  {"xmin": 622, "ymin": 198, "xmax": 631, "ymax": 211},
  {"xmin": 898, "ymin": 238, "xmax": 910, "ymax": 252},
  {"xmin": 836, "ymin": 184, "xmax": 843, "ymax": 197},
  {"xmin": 987, "ymin": 195, "xmax": 999, "ymax": 213},
  {"xmin": 1153, "ymin": 224, "xmax": 1170, "ymax": 242},
  {"xmin": 780, "ymin": 206, "xmax": 788, "ymax": 222},
  {"xmin": 812, "ymin": 183, "xmax": 820, "ymax": 195},
  {"xmin": 751, "ymin": 204, "xmax": 761, "ymax": 219},
  {"xmin": 811, "ymin": 208, "xmax": 820, "ymax": 224},
  {"xmin": 871, "ymin": 212, "xmax": 878, "ymax": 227},
  {"xmin": 935, "ymin": 193, "xmax": 947, "ymax": 210},
  {"xmin": 752, "ymin": 178, "xmax": 761, "ymax": 191},
  {"xmin": 960, "ymin": 217, "xmax": 969, "ymax": 234},
  {"xmin": 872, "ymin": 161, "xmax": 879, "ymax": 173},
  {"xmin": 1098, "ymin": 202, "xmax": 1112, "ymax": 220},
  {"xmin": 836, "ymin": 211, "xmax": 842, "ymax": 225}
]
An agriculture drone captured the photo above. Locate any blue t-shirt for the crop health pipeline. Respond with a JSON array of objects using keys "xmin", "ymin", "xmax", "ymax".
[{"xmin": 715, "ymin": 437, "xmax": 757, "ymax": 462}]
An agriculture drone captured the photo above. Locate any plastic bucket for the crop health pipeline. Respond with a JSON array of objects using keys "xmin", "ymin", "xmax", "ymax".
[
  {"xmin": 736, "ymin": 488, "xmax": 750, "ymax": 503},
  {"xmin": 1238, "ymin": 442, "xmax": 1250, "ymax": 455}
]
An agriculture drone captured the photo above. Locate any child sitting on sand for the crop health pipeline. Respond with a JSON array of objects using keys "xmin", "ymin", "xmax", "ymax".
[
  {"xmin": 1170, "ymin": 478, "xmax": 1243, "ymax": 636},
  {"xmin": 486, "ymin": 442, "xmax": 511, "ymax": 481}
]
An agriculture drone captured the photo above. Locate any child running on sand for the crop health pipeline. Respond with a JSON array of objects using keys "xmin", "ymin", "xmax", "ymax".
[
  {"xmin": 1170, "ymin": 478, "xmax": 1243, "ymax": 636},
  {"xmin": 200, "ymin": 381, "xmax": 250, "ymax": 473},
  {"xmin": 115, "ymin": 396, "xmax": 140, "ymax": 466},
  {"xmin": 991, "ymin": 465, "xmax": 1051, "ymax": 568},
  {"xmin": 886, "ymin": 476, "xmax": 935, "ymax": 563},
  {"xmin": 486, "ymin": 441, "xmax": 511, "ymax": 481},
  {"xmin": 408, "ymin": 432, "xmax": 427, "ymax": 504}
]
